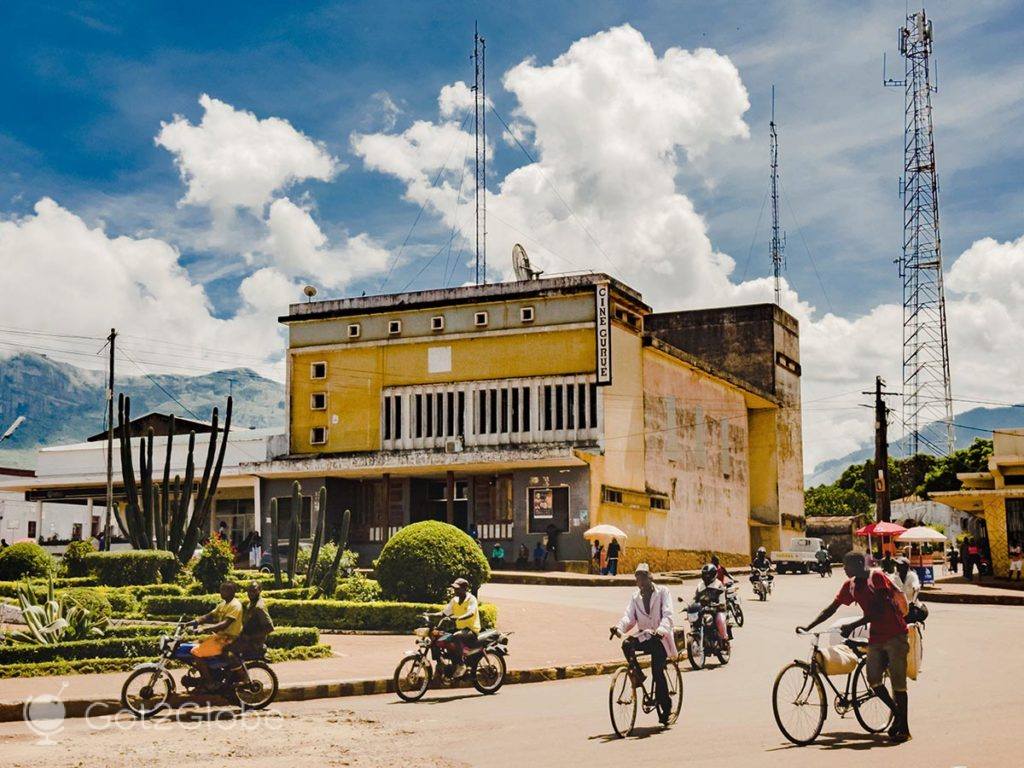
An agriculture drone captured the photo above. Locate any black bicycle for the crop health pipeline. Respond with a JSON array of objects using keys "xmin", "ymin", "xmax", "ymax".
[
  {"xmin": 608, "ymin": 632, "xmax": 683, "ymax": 738},
  {"xmin": 772, "ymin": 629, "xmax": 893, "ymax": 745}
]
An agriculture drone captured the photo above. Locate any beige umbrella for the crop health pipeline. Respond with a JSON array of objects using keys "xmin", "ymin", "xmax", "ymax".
[
  {"xmin": 583, "ymin": 524, "xmax": 628, "ymax": 541},
  {"xmin": 897, "ymin": 526, "xmax": 947, "ymax": 543}
]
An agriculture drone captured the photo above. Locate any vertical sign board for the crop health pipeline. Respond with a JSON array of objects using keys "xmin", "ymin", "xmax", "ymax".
[{"xmin": 594, "ymin": 282, "xmax": 612, "ymax": 386}]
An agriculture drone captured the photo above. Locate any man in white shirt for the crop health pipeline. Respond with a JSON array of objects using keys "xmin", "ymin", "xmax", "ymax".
[
  {"xmin": 609, "ymin": 563, "xmax": 676, "ymax": 725},
  {"xmin": 893, "ymin": 557, "xmax": 928, "ymax": 624}
]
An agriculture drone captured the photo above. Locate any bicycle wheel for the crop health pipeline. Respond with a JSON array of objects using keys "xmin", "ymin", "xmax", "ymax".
[
  {"xmin": 663, "ymin": 660, "xmax": 684, "ymax": 726},
  {"xmin": 852, "ymin": 659, "xmax": 893, "ymax": 734},
  {"xmin": 608, "ymin": 667, "xmax": 637, "ymax": 738},
  {"xmin": 772, "ymin": 662, "xmax": 827, "ymax": 746}
]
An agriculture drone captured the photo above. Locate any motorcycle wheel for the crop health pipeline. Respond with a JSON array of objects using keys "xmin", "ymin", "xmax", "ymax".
[
  {"xmin": 687, "ymin": 638, "xmax": 706, "ymax": 670},
  {"xmin": 757, "ymin": 586, "xmax": 767, "ymax": 601},
  {"xmin": 229, "ymin": 660, "xmax": 278, "ymax": 710},
  {"xmin": 121, "ymin": 667, "xmax": 175, "ymax": 719},
  {"xmin": 471, "ymin": 651, "xmax": 506, "ymax": 695},
  {"xmin": 732, "ymin": 603, "xmax": 745, "ymax": 627},
  {"xmin": 394, "ymin": 654, "xmax": 432, "ymax": 702},
  {"xmin": 716, "ymin": 640, "xmax": 731, "ymax": 665}
]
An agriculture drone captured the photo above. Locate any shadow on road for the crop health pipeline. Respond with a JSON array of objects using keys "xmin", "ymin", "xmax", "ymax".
[
  {"xmin": 767, "ymin": 730, "xmax": 896, "ymax": 752},
  {"xmin": 589, "ymin": 724, "xmax": 669, "ymax": 743},
  {"xmin": 389, "ymin": 692, "xmax": 482, "ymax": 705}
]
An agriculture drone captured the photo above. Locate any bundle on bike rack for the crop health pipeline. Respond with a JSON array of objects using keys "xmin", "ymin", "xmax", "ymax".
[{"xmin": 814, "ymin": 643, "xmax": 858, "ymax": 676}]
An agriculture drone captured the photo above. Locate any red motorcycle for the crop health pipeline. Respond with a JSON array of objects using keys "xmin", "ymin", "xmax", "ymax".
[{"xmin": 393, "ymin": 612, "xmax": 510, "ymax": 701}]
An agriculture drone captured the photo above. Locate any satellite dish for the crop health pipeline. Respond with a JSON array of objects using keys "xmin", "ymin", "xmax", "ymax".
[
  {"xmin": 303, "ymin": 285, "xmax": 318, "ymax": 301},
  {"xmin": 512, "ymin": 244, "xmax": 543, "ymax": 281}
]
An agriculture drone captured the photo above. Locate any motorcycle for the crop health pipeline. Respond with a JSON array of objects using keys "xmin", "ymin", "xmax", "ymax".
[
  {"xmin": 751, "ymin": 566, "xmax": 773, "ymax": 601},
  {"xmin": 813, "ymin": 558, "xmax": 832, "ymax": 578},
  {"xmin": 393, "ymin": 612, "xmax": 510, "ymax": 701},
  {"xmin": 682, "ymin": 589, "xmax": 731, "ymax": 669},
  {"xmin": 120, "ymin": 618, "xmax": 278, "ymax": 718},
  {"xmin": 725, "ymin": 581, "xmax": 744, "ymax": 627}
]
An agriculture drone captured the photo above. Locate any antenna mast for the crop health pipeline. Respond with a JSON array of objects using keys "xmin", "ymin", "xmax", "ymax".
[
  {"xmin": 884, "ymin": 7, "xmax": 954, "ymax": 456},
  {"xmin": 473, "ymin": 23, "xmax": 487, "ymax": 285},
  {"xmin": 769, "ymin": 85, "xmax": 785, "ymax": 306}
]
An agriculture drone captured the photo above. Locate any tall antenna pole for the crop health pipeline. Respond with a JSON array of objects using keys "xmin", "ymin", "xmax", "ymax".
[
  {"xmin": 104, "ymin": 327, "xmax": 116, "ymax": 551},
  {"xmin": 769, "ymin": 85, "xmax": 785, "ymax": 306},
  {"xmin": 884, "ymin": 7, "xmax": 954, "ymax": 456},
  {"xmin": 473, "ymin": 22, "xmax": 487, "ymax": 285}
]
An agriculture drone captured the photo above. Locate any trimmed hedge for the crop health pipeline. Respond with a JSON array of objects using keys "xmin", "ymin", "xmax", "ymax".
[
  {"xmin": 61, "ymin": 587, "xmax": 113, "ymax": 619},
  {"xmin": 82, "ymin": 550, "xmax": 179, "ymax": 586},
  {"xmin": 0, "ymin": 644, "xmax": 331, "ymax": 679},
  {"xmin": 375, "ymin": 521, "xmax": 490, "ymax": 603},
  {"xmin": 142, "ymin": 594, "xmax": 497, "ymax": 632},
  {"xmin": 0, "ymin": 626, "xmax": 321, "ymax": 665},
  {"xmin": 0, "ymin": 576, "xmax": 98, "ymax": 598},
  {"xmin": 0, "ymin": 541, "xmax": 55, "ymax": 581},
  {"xmin": 62, "ymin": 540, "xmax": 96, "ymax": 577}
]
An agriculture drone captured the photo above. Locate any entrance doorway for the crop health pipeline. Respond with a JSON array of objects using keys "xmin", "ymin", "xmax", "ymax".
[{"xmin": 418, "ymin": 479, "xmax": 469, "ymax": 531}]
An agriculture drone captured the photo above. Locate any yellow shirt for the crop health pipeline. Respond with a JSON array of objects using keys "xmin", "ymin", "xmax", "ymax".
[
  {"xmin": 443, "ymin": 595, "xmax": 481, "ymax": 633},
  {"xmin": 212, "ymin": 597, "xmax": 244, "ymax": 639}
]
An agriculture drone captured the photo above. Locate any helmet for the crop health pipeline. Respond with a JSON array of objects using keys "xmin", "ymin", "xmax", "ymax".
[
  {"xmin": 757, "ymin": 547, "xmax": 766, "ymax": 555},
  {"xmin": 700, "ymin": 564, "xmax": 718, "ymax": 585},
  {"xmin": 710, "ymin": 555, "xmax": 720, "ymax": 567}
]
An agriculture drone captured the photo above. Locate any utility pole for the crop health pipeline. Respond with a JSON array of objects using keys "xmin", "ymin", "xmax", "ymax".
[
  {"xmin": 104, "ymin": 328, "xmax": 116, "ymax": 551},
  {"xmin": 769, "ymin": 85, "xmax": 785, "ymax": 306},
  {"xmin": 864, "ymin": 376, "xmax": 897, "ymax": 523},
  {"xmin": 472, "ymin": 22, "xmax": 487, "ymax": 285}
]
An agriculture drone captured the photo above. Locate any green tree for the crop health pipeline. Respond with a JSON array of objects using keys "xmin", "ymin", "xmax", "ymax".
[
  {"xmin": 804, "ymin": 484, "xmax": 873, "ymax": 518},
  {"xmin": 918, "ymin": 438, "xmax": 993, "ymax": 498}
]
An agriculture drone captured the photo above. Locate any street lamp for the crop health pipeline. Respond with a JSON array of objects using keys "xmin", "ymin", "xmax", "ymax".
[{"xmin": 0, "ymin": 416, "xmax": 25, "ymax": 443}]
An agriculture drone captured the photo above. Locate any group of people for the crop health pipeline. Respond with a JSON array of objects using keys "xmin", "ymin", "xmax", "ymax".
[
  {"xmin": 590, "ymin": 537, "xmax": 622, "ymax": 575},
  {"xmin": 470, "ymin": 523, "xmax": 562, "ymax": 571}
]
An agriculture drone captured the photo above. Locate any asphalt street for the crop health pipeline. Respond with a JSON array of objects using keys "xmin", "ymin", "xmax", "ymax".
[{"xmin": 2, "ymin": 574, "xmax": 1017, "ymax": 768}]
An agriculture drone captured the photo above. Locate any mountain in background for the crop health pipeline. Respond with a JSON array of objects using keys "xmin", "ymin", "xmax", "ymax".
[
  {"xmin": 805, "ymin": 404, "xmax": 1024, "ymax": 487},
  {"xmin": 0, "ymin": 352, "xmax": 284, "ymax": 468}
]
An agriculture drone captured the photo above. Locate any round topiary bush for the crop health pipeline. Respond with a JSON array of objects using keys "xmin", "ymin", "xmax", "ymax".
[
  {"xmin": 193, "ymin": 534, "xmax": 235, "ymax": 593},
  {"xmin": 375, "ymin": 521, "xmax": 490, "ymax": 603},
  {"xmin": 0, "ymin": 541, "xmax": 55, "ymax": 581},
  {"xmin": 63, "ymin": 540, "xmax": 96, "ymax": 577}
]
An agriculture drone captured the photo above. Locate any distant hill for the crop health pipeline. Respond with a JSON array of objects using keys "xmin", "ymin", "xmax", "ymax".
[
  {"xmin": 0, "ymin": 353, "xmax": 284, "ymax": 468},
  {"xmin": 805, "ymin": 404, "xmax": 1024, "ymax": 487}
]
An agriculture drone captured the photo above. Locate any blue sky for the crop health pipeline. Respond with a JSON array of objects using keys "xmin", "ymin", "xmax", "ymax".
[{"xmin": 2, "ymin": 1, "xmax": 1023, "ymax": 468}]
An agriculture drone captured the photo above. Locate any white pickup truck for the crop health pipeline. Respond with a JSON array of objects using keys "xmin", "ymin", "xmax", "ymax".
[{"xmin": 772, "ymin": 537, "xmax": 826, "ymax": 574}]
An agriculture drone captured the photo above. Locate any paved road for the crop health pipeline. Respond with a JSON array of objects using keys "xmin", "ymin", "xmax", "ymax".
[{"xmin": 2, "ymin": 575, "xmax": 1019, "ymax": 767}]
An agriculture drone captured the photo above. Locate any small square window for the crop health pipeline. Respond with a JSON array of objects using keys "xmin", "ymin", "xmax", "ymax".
[
  {"xmin": 310, "ymin": 426, "xmax": 327, "ymax": 445},
  {"xmin": 310, "ymin": 361, "xmax": 327, "ymax": 379},
  {"xmin": 520, "ymin": 306, "xmax": 535, "ymax": 323},
  {"xmin": 603, "ymin": 488, "xmax": 623, "ymax": 504},
  {"xmin": 431, "ymin": 315, "xmax": 445, "ymax": 331},
  {"xmin": 347, "ymin": 323, "xmax": 361, "ymax": 339},
  {"xmin": 474, "ymin": 311, "xmax": 488, "ymax": 327},
  {"xmin": 388, "ymin": 319, "xmax": 402, "ymax": 335},
  {"xmin": 310, "ymin": 392, "xmax": 327, "ymax": 410},
  {"xmin": 650, "ymin": 496, "xmax": 669, "ymax": 510}
]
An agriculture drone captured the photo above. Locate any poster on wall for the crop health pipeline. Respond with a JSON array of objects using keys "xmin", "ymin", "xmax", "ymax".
[
  {"xmin": 595, "ymin": 282, "xmax": 612, "ymax": 385},
  {"xmin": 531, "ymin": 488, "xmax": 554, "ymax": 519},
  {"xmin": 529, "ymin": 486, "xmax": 570, "ymax": 533}
]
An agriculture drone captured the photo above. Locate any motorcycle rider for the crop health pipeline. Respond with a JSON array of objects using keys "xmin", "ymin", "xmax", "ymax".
[
  {"xmin": 441, "ymin": 577, "xmax": 480, "ymax": 678},
  {"xmin": 815, "ymin": 544, "xmax": 832, "ymax": 576},
  {"xmin": 610, "ymin": 563, "xmax": 675, "ymax": 726},
  {"xmin": 189, "ymin": 581, "xmax": 244, "ymax": 690},
  {"xmin": 750, "ymin": 547, "xmax": 774, "ymax": 584},
  {"xmin": 694, "ymin": 563, "xmax": 731, "ymax": 640}
]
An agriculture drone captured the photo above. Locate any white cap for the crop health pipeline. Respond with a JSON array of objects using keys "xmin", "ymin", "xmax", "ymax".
[{"xmin": 634, "ymin": 562, "xmax": 650, "ymax": 574}]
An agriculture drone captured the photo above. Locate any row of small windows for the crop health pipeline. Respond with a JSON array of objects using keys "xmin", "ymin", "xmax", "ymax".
[
  {"xmin": 342, "ymin": 306, "xmax": 535, "ymax": 343},
  {"xmin": 381, "ymin": 381, "xmax": 598, "ymax": 441}
]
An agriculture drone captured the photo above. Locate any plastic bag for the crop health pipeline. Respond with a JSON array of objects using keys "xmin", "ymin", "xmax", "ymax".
[
  {"xmin": 815, "ymin": 643, "xmax": 859, "ymax": 676},
  {"xmin": 906, "ymin": 624, "xmax": 923, "ymax": 680}
]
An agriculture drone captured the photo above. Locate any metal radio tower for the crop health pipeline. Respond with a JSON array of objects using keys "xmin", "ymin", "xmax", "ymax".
[
  {"xmin": 884, "ymin": 8, "xmax": 954, "ymax": 456},
  {"xmin": 473, "ymin": 24, "xmax": 487, "ymax": 285},
  {"xmin": 769, "ymin": 86, "xmax": 785, "ymax": 306}
]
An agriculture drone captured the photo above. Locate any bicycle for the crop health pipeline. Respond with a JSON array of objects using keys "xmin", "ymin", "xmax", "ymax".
[
  {"xmin": 607, "ymin": 630, "xmax": 683, "ymax": 738},
  {"xmin": 771, "ymin": 628, "xmax": 893, "ymax": 746}
]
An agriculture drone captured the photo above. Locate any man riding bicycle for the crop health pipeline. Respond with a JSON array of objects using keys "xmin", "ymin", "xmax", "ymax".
[
  {"xmin": 441, "ymin": 577, "xmax": 481, "ymax": 678},
  {"xmin": 610, "ymin": 563, "xmax": 675, "ymax": 726}
]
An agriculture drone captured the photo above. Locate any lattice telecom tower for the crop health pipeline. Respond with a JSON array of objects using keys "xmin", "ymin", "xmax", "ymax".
[
  {"xmin": 884, "ymin": 8, "xmax": 954, "ymax": 456},
  {"xmin": 769, "ymin": 86, "xmax": 785, "ymax": 306},
  {"xmin": 473, "ymin": 23, "xmax": 487, "ymax": 285}
]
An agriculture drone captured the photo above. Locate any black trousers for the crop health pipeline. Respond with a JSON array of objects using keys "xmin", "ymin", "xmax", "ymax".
[{"xmin": 622, "ymin": 636, "xmax": 671, "ymax": 716}]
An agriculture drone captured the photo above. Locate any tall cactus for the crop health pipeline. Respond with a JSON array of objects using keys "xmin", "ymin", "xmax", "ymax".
[
  {"xmin": 269, "ymin": 497, "xmax": 282, "ymax": 588},
  {"xmin": 317, "ymin": 508, "xmax": 351, "ymax": 598},
  {"xmin": 305, "ymin": 486, "xmax": 327, "ymax": 585},
  {"xmin": 286, "ymin": 481, "xmax": 302, "ymax": 586},
  {"xmin": 116, "ymin": 393, "xmax": 233, "ymax": 564}
]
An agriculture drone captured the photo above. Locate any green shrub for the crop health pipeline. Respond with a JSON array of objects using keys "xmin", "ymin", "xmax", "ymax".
[
  {"xmin": 0, "ymin": 577, "xmax": 96, "ymax": 599},
  {"xmin": 62, "ymin": 540, "xmax": 96, "ymax": 577},
  {"xmin": 0, "ymin": 542, "xmax": 55, "ymax": 581},
  {"xmin": 123, "ymin": 583, "xmax": 184, "ymax": 599},
  {"xmin": 375, "ymin": 521, "xmax": 490, "ymax": 603},
  {"xmin": 297, "ymin": 543, "xmax": 358, "ymax": 586},
  {"xmin": 83, "ymin": 550, "xmax": 178, "ymax": 586},
  {"xmin": 103, "ymin": 590, "xmax": 139, "ymax": 617},
  {"xmin": 334, "ymin": 574, "xmax": 382, "ymax": 603},
  {"xmin": 142, "ymin": 594, "xmax": 220, "ymax": 618},
  {"xmin": 60, "ymin": 587, "xmax": 112, "ymax": 620},
  {"xmin": 193, "ymin": 534, "xmax": 234, "ymax": 593}
]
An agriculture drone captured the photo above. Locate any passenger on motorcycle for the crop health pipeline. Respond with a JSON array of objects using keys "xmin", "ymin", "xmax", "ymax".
[
  {"xmin": 710, "ymin": 555, "xmax": 734, "ymax": 587},
  {"xmin": 225, "ymin": 582, "xmax": 275, "ymax": 681},
  {"xmin": 750, "ymin": 547, "xmax": 774, "ymax": 582},
  {"xmin": 441, "ymin": 577, "xmax": 481, "ymax": 678},
  {"xmin": 695, "ymin": 564, "xmax": 731, "ymax": 640},
  {"xmin": 610, "ymin": 563, "xmax": 675, "ymax": 725},
  {"xmin": 189, "ymin": 581, "xmax": 244, "ymax": 689}
]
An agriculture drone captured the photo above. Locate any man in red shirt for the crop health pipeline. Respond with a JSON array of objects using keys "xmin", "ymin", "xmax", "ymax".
[{"xmin": 797, "ymin": 551, "xmax": 911, "ymax": 742}]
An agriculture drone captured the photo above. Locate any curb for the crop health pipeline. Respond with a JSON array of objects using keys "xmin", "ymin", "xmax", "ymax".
[
  {"xmin": 0, "ymin": 657, "xmax": 666, "ymax": 724},
  {"xmin": 921, "ymin": 590, "xmax": 1024, "ymax": 607},
  {"xmin": 488, "ymin": 572, "xmax": 684, "ymax": 586}
]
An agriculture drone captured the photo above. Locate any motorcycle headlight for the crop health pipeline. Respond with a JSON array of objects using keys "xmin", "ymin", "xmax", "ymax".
[
  {"xmin": 413, "ymin": 627, "xmax": 429, "ymax": 638},
  {"xmin": 159, "ymin": 636, "xmax": 171, "ymax": 653}
]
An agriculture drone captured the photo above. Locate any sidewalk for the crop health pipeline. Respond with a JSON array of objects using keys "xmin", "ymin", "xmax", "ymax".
[
  {"xmin": 921, "ymin": 579, "xmax": 1024, "ymax": 606},
  {"xmin": 488, "ymin": 569, "xmax": 685, "ymax": 586}
]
